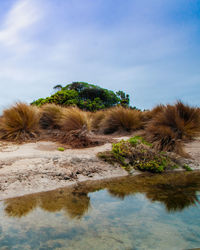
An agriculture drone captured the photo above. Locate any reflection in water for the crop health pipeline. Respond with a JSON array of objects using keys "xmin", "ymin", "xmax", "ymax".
[{"xmin": 4, "ymin": 172, "xmax": 200, "ymax": 218}]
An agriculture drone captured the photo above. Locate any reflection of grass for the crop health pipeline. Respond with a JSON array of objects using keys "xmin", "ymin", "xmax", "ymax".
[
  {"xmin": 4, "ymin": 172, "xmax": 200, "ymax": 218},
  {"xmin": 4, "ymin": 195, "xmax": 37, "ymax": 217}
]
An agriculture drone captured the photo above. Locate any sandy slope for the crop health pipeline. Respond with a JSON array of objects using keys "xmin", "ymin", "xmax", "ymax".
[{"xmin": 0, "ymin": 136, "xmax": 199, "ymax": 200}]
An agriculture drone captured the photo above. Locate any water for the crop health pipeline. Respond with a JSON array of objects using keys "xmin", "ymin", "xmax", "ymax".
[{"xmin": 0, "ymin": 172, "xmax": 200, "ymax": 249}]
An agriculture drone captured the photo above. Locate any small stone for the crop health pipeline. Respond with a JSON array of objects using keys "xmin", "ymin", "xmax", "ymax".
[
  {"xmin": 63, "ymin": 176, "xmax": 70, "ymax": 180},
  {"xmin": 129, "ymin": 170, "xmax": 135, "ymax": 175}
]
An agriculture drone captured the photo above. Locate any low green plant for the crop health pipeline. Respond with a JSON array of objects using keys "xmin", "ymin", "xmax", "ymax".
[
  {"xmin": 183, "ymin": 164, "xmax": 192, "ymax": 171},
  {"xmin": 129, "ymin": 136, "xmax": 152, "ymax": 147},
  {"xmin": 98, "ymin": 136, "xmax": 177, "ymax": 173},
  {"xmin": 58, "ymin": 147, "xmax": 65, "ymax": 151}
]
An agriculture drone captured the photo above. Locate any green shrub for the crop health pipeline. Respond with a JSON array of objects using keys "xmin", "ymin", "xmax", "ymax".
[
  {"xmin": 183, "ymin": 164, "xmax": 192, "ymax": 171},
  {"xmin": 98, "ymin": 136, "xmax": 177, "ymax": 173}
]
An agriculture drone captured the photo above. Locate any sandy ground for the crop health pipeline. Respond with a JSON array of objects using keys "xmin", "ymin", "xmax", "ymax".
[
  {"xmin": 0, "ymin": 137, "xmax": 130, "ymax": 200},
  {"xmin": 0, "ymin": 136, "xmax": 199, "ymax": 200}
]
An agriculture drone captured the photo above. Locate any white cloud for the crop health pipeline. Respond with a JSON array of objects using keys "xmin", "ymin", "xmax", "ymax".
[{"xmin": 0, "ymin": 0, "xmax": 43, "ymax": 48}]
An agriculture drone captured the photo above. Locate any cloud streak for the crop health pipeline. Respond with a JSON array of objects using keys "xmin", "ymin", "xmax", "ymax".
[{"xmin": 0, "ymin": 0, "xmax": 43, "ymax": 50}]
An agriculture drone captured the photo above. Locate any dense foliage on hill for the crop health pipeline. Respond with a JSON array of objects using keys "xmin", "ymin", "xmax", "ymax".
[{"xmin": 31, "ymin": 82, "xmax": 130, "ymax": 111}]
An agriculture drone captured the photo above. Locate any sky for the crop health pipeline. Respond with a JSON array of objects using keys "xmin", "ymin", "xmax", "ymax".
[{"xmin": 0, "ymin": 0, "xmax": 199, "ymax": 111}]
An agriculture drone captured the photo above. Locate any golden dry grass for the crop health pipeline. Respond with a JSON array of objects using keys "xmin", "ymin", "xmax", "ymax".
[
  {"xmin": 90, "ymin": 110, "xmax": 106, "ymax": 131},
  {"xmin": 145, "ymin": 101, "xmax": 200, "ymax": 154},
  {"xmin": 141, "ymin": 105, "xmax": 165, "ymax": 124},
  {"xmin": 0, "ymin": 103, "xmax": 40, "ymax": 141},
  {"xmin": 39, "ymin": 104, "xmax": 64, "ymax": 129},
  {"xmin": 59, "ymin": 107, "xmax": 90, "ymax": 132},
  {"xmin": 100, "ymin": 106, "xmax": 143, "ymax": 134}
]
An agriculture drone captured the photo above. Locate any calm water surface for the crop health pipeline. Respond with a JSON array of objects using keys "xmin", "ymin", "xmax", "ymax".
[{"xmin": 0, "ymin": 172, "xmax": 200, "ymax": 250}]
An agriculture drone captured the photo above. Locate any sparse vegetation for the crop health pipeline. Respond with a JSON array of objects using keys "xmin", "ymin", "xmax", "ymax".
[{"xmin": 0, "ymin": 103, "xmax": 40, "ymax": 141}]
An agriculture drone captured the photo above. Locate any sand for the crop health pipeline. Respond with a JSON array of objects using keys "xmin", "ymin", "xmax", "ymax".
[{"xmin": 0, "ymin": 136, "xmax": 199, "ymax": 200}]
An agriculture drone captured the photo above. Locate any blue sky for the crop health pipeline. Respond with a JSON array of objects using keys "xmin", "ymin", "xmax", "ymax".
[{"xmin": 0, "ymin": 0, "xmax": 199, "ymax": 110}]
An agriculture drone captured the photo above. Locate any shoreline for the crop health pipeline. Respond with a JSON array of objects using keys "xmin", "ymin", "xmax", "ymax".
[{"xmin": 0, "ymin": 136, "xmax": 199, "ymax": 200}]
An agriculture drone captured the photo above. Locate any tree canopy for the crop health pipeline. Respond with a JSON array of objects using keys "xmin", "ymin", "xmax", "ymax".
[{"xmin": 32, "ymin": 82, "xmax": 130, "ymax": 111}]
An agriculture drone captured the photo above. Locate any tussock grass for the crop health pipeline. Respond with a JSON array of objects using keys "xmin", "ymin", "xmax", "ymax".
[
  {"xmin": 39, "ymin": 104, "xmax": 64, "ymax": 129},
  {"xmin": 101, "ymin": 106, "xmax": 142, "ymax": 134},
  {"xmin": 145, "ymin": 101, "xmax": 200, "ymax": 155},
  {"xmin": 60, "ymin": 107, "xmax": 90, "ymax": 132},
  {"xmin": 91, "ymin": 110, "xmax": 106, "ymax": 131},
  {"xmin": 141, "ymin": 105, "xmax": 165, "ymax": 123},
  {"xmin": 0, "ymin": 103, "xmax": 40, "ymax": 141}
]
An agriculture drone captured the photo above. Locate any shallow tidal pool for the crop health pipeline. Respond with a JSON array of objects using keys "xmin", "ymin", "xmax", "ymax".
[{"xmin": 0, "ymin": 172, "xmax": 200, "ymax": 250}]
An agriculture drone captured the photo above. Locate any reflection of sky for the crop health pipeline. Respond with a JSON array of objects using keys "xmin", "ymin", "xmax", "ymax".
[
  {"xmin": 0, "ymin": 0, "xmax": 199, "ymax": 110},
  {"xmin": 0, "ymin": 191, "xmax": 200, "ymax": 249}
]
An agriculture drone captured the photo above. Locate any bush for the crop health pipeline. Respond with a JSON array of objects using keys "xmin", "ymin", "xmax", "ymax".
[
  {"xmin": 39, "ymin": 104, "xmax": 64, "ymax": 129},
  {"xmin": 100, "ymin": 106, "xmax": 142, "ymax": 134},
  {"xmin": 145, "ymin": 101, "xmax": 200, "ymax": 155},
  {"xmin": 0, "ymin": 103, "xmax": 40, "ymax": 141},
  {"xmin": 98, "ymin": 136, "xmax": 176, "ymax": 173}
]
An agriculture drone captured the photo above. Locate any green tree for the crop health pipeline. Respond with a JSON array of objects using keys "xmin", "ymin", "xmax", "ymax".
[{"xmin": 32, "ymin": 82, "xmax": 131, "ymax": 111}]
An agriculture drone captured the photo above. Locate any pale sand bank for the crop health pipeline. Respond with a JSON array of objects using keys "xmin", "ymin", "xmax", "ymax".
[{"xmin": 0, "ymin": 136, "xmax": 199, "ymax": 200}]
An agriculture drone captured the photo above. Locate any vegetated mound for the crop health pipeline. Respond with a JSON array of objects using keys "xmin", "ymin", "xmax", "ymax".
[
  {"xmin": 98, "ymin": 136, "xmax": 179, "ymax": 173},
  {"xmin": 144, "ymin": 101, "xmax": 200, "ymax": 156},
  {"xmin": 31, "ymin": 82, "xmax": 130, "ymax": 111},
  {"xmin": 0, "ymin": 103, "xmax": 40, "ymax": 142}
]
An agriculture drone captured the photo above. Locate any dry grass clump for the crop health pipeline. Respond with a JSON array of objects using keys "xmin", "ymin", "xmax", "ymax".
[
  {"xmin": 91, "ymin": 110, "xmax": 106, "ymax": 131},
  {"xmin": 141, "ymin": 105, "xmax": 165, "ymax": 123},
  {"xmin": 0, "ymin": 103, "xmax": 40, "ymax": 141},
  {"xmin": 60, "ymin": 107, "xmax": 90, "ymax": 132},
  {"xmin": 39, "ymin": 104, "xmax": 64, "ymax": 129},
  {"xmin": 101, "ymin": 106, "xmax": 142, "ymax": 134},
  {"xmin": 145, "ymin": 101, "xmax": 200, "ymax": 155},
  {"xmin": 59, "ymin": 107, "xmax": 95, "ymax": 147}
]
